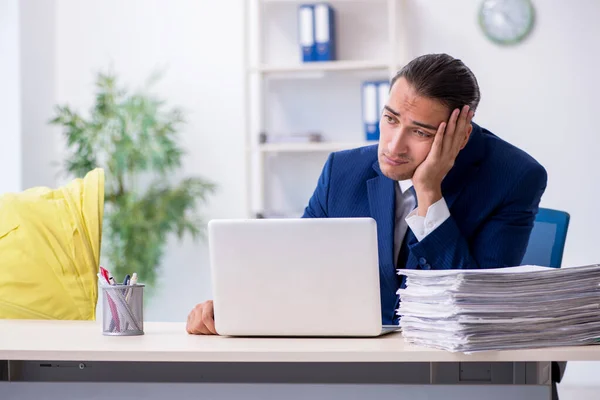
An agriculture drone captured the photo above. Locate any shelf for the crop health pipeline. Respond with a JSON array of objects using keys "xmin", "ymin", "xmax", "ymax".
[
  {"xmin": 256, "ymin": 141, "xmax": 374, "ymax": 153},
  {"xmin": 250, "ymin": 60, "xmax": 391, "ymax": 74},
  {"xmin": 245, "ymin": 0, "xmax": 400, "ymax": 218}
]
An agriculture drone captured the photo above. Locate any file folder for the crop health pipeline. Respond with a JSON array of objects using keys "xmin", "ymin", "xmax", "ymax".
[
  {"xmin": 298, "ymin": 5, "xmax": 316, "ymax": 62},
  {"xmin": 377, "ymin": 80, "xmax": 390, "ymax": 114},
  {"xmin": 314, "ymin": 3, "xmax": 336, "ymax": 61},
  {"xmin": 362, "ymin": 81, "xmax": 379, "ymax": 141}
]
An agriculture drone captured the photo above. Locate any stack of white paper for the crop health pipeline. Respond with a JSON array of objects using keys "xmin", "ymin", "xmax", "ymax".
[{"xmin": 396, "ymin": 264, "xmax": 600, "ymax": 352}]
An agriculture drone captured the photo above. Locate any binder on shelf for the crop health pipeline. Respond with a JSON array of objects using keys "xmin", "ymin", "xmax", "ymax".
[
  {"xmin": 298, "ymin": 5, "xmax": 316, "ymax": 62},
  {"xmin": 314, "ymin": 3, "xmax": 336, "ymax": 62},
  {"xmin": 376, "ymin": 80, "xmax": 390, "ymax": 115},
  {"xmin": 362, "ymin": 81, "xmax": 379, "ymax": 141}
]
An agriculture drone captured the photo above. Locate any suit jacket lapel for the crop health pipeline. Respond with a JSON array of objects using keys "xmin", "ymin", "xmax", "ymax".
[{"xmin": 367, "ymin": 163, "xmax": 396, "ymax": 286}]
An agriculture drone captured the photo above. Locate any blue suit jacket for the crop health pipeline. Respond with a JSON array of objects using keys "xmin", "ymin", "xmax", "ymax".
[{"xmin": 302, "ymin": 123, "xmax": 547, "ymax": 324}]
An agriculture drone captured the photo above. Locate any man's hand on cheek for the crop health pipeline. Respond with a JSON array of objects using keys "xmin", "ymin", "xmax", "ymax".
[{"xmin": 412, "ymin": 105, "xmax": 475, "ymax": 216}]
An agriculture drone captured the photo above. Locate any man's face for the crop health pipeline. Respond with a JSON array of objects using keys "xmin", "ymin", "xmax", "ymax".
[{"xmin": 378, "ymin": 77, "xmax": 452, "ymax": 181}]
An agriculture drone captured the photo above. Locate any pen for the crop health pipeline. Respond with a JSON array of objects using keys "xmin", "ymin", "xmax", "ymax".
[
  {"xmin": 125, "ymin": 273, "xmax": 138, "ymax": 302},
  {"xmin": 99, "ymin": 267, "xmax": 110, "ymax": 284},
  {"xmin": 121, "ymin": 274, "xmax": 131, "ymax": 307},
  {"xmin": 108, "ymin": 272, "xmax": 116, "ymax": 286},
  {"xmin": 100, "ymin": 266, "xmax": 120, "ymax": 332},
  {"xmin": 124, "ymin": 273, "xmax": 138, "ymax": 331}
]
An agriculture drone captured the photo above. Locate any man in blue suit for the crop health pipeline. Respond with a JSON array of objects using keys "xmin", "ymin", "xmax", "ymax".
[
  {"xmin": 300, "ymin": 54, "xmax": 562, "ymax": 399},
  {"xmin": 300, "ymin": 54, "xmax": 562, "ymax": 400},
  {"xmin": 187, "ymin": 53, "xmax": 546, "ymax": 332},
  {"xmin": 187, "ymin": 51, "xmax": 558, "ymax": 398},
  {"xmin": 303, "ymin": 53, "xmax": 547, "ymax": 326}
]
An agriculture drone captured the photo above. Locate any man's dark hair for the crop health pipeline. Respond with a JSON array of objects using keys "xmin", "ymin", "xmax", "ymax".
[{"xmin": 391, "ymin": 53, "xmax": 481, "ymax": 112}]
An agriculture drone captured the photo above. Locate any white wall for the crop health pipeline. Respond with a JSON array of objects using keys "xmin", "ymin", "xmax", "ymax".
[
  {"xmin": 403, "ymin": 0, "xmax": 600, "ymax": 270},
  {"xmin": 401, "ymin": 0, "xmax": 600, "ymax": 388},
  {"xmin": 52, "ymin": 0, "xmax": 247, "ymax": 321},
  {"xmin": 0, "ymin": 0, "xmax": 21, "ymax": 194},
  {"xmin": 20, "ymin": 0, "xmax": 57, "ymax": 189},
  {"xmin": 28, "ymin": 0, "xmax": 600, "ymax": 322},
  {"xmin": 12, "ymin": 0, "xmax": 600, "ymax": 398}
]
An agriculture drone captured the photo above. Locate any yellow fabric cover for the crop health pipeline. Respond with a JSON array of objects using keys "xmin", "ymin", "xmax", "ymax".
[{"xmin": 0, "ymin": 168, "xmax": 104, "ymax": 320}]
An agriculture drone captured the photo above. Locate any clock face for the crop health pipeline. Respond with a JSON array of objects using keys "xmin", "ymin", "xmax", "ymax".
[{"xmin": 479, "ymin": 0, "xmax": 535, "ymax": 45}]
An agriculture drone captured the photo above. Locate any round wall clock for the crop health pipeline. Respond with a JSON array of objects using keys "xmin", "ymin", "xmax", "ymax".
[{"xmin": 479, "ymin": 0, "xmax": 535, "ymax": 45}]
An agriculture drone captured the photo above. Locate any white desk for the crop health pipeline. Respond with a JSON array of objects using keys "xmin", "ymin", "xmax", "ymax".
[
  {"xmin": 0, "ymin": 320, "xmax": 597, "ymax": 363},
  {"xmin": 0, "ymin": 319, "xmax": 593, "ymax": 400}
]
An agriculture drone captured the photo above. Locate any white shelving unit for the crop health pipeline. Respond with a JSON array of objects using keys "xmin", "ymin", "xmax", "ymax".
[
  {"xmin": 243, "ymin": 0, "xmax": 407, "ymax": 218},
  {"xmin": 251, "ymin": 60, "xmax": 391, "ymax": 74},
  {"xmin": 256, "ymin": 141, "xmax": 371, "ymax": 153}
]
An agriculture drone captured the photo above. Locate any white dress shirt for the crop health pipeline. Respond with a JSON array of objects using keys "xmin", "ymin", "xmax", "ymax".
[{"xmin": 393, "ymin": 179, "xmax": 450, "ymax": 265}]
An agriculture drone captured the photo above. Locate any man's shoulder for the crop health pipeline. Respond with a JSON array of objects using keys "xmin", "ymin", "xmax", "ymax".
[
  {"xmin": 324, "ymin": 144, "xmax": 381, "ymax": 186},
  {"xmin": 480, "ymin": 127, "xmax": 545, "ymax": 171},
  {"xmin": 332, "ymin": 143, "xmax": 378, "ymax": 161},
  {"xmin": 328, "ymin": 144, "xmax": 379, "ymax": 172},
  {"xmin": 478, "ymin": 126, "xmax": 547, "ymax": 184}
]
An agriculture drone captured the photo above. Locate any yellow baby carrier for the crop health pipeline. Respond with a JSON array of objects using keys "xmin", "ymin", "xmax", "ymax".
[{"xmin": 0, "ymin": 168, "xmax": 104, "ymax": 320}]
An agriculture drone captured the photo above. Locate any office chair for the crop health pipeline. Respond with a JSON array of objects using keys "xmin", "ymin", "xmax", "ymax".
[
  {"xmin": 520, "ymin": 207, "xmax": 570, "ymax": 400},
  {"xmin": 521, "ymin": 208, "xmax": 570, "ymax": 268}
]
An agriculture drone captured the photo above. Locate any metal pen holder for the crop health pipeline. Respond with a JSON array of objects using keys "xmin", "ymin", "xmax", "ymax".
[{"xmin": 102, "ymin": 284, "xmax": 144, "ymax": 336}]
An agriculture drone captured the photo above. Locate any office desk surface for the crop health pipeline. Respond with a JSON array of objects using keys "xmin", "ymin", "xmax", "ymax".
[{"xmin": 0, "ymin": 320, "xmax": 598, "ymax": 363}]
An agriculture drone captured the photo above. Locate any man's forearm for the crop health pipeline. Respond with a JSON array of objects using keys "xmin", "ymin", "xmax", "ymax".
[{"xmin": 415, "ymin": 187, "xmax": 443, "ymax": 217}]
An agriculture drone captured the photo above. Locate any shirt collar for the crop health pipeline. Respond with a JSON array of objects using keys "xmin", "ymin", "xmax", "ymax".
[{"xmin": 398, "ymin": 179, "xmax": 413, "ymax": 194}]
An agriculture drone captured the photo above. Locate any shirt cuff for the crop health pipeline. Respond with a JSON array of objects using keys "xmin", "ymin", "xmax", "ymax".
[{"xmin": 406, "ymin": 197, "xmax": 451, "ymax": 241}]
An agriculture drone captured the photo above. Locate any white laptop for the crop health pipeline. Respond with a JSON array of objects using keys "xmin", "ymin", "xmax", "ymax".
[{"xmin": 208, "ymin": 217, "xmax": 400, "ymax": 337}]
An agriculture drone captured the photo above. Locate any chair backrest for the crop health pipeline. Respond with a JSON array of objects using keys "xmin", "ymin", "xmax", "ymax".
[{"xmin": 521, "ymin": 208, "xmax": 570, "ymax": 268}]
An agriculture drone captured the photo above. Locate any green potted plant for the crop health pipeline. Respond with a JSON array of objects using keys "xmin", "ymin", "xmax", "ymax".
[{"xmin": 50, "ymin": 70, "xmax": 216, "ymax": 289}]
